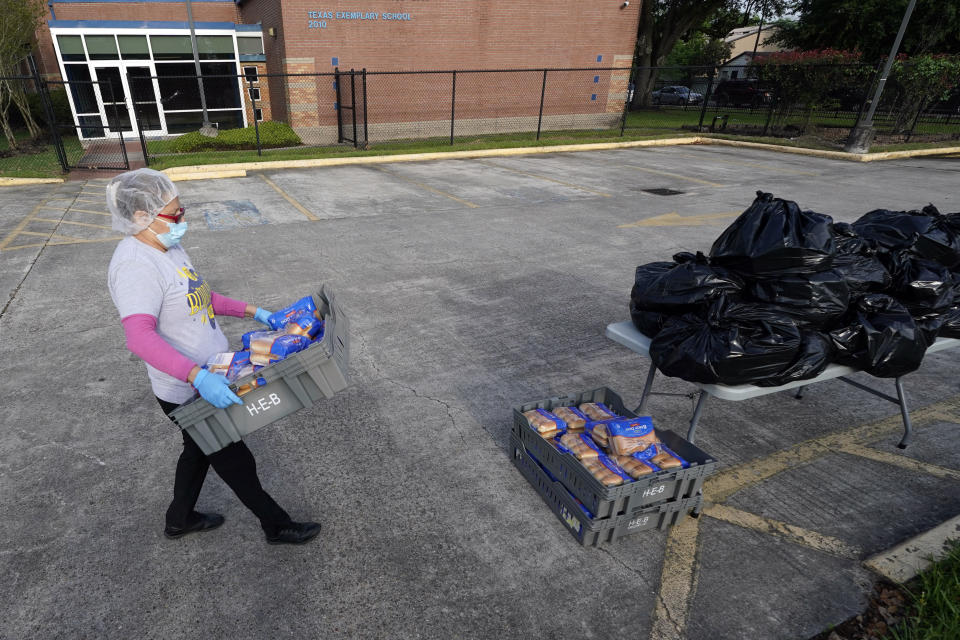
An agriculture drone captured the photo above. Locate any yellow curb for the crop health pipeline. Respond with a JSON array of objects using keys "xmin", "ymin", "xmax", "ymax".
[
  {"xmin": 863, "ymin": 514, "xmax": 960, "ymax": 583},
  {"xmin": 166, "ymin": 169, "xmax": 248, "ymax": 182},
  {"xmin": 152, "ymin": 137, "xmax": 960, "ymax": 180},
  {"xmin": 0, "ymin": 177, "xmax": 65, "ymax": 187}
]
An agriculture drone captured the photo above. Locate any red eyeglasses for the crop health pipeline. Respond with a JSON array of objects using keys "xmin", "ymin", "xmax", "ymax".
[{"xmin": 157, "ymin": 207, "xmax": 186, "ymax": 224}]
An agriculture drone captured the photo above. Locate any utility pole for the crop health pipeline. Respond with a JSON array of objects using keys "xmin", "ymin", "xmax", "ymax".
[
  {"xmin": 186, "ymin": 0, "xmax": 217, "ymax": 136},
  {"xmin": 844, "ymin": 0, "xmax": 917, "ymax": 153}
]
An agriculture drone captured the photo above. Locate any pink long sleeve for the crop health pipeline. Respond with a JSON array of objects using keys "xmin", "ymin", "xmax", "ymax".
[
  {"xmin": 121, "ymin": 314, "xmax": 198, "ymax": 382},
  {"xmin": 211, "ymin": 292, "xmax": 247, "ymax": 318}
]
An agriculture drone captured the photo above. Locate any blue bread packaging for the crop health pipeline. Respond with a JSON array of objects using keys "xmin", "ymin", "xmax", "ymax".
[
  {"xmin": 522, "ymin": 408, "xmax": 566, "ymax": 436},
  {"xmin": 266, "ymin": 296, "xmax": 321, "ymax": 330},
  {"xmin": 606, "ymin": 416, "xmax": 659, "ymax": 456},
  {"xmin": 246, "ymin": 331, "xmax": 312, "ymax": 366}
]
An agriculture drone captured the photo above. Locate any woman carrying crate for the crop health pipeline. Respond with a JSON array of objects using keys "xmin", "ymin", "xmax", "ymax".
[{"xmin": 105, "ymin": 168, "xmax": 320, "ymax": 546}]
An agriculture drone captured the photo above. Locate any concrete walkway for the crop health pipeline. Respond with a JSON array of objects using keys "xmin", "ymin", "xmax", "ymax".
[{"xmin": 2, "ymin": 145, "xmax": 959, "ymax": 639}]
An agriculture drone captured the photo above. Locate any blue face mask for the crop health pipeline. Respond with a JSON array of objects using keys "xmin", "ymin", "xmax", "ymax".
[{"xmin": 150, "ymin": 220, "xmax": 188, "ymax": 248}]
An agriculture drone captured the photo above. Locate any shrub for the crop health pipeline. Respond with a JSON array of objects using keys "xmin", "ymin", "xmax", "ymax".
[{"xmin": 168, "ymin": 121, "xmax": 301, "ymax": 152}]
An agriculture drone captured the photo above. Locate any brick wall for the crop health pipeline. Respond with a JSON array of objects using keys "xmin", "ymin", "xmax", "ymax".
[{"xmin": 240, "ymin": 0, "xmax": 641, "ymax": 139}]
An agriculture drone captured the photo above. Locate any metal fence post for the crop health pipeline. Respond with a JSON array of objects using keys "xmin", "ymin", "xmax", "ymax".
[
  {"xmin": 350, "ymin": 69, "xmax": 358, "ymax": 148},
  {"xmin": 247, "ymin": 77, "xmax": 261, "ymax": 155},
  {"xmin": 334, "ymin": 67, "xmax": 343, "ymax": 143},
  {"xmin": 362, "ymin": 68, "xmax": 368, "ymax": 147},
  {"xmin": 536, "ymin": 69, "xmax": 548, "ymax": 140},
  {"xmin": 620, "ymin": 66, "xmax": 635, "ymax": 136},
  {"xmin": 128, "ymin": 70, "xmax": 150, "ymax": 167},
  {"xmin": 32, "ymin": 69, "xmax": 69, "ymax": 172},
  {"xmin": 697, "ymin": 68, "xmax": 716, "ymax": 132},
  {"xmin": 905, "ymin": 96, "xmax": 927, "ymax": 142},
  {"xmin": 450, "ymin": 70, "xmax": 457, "ymax": 145}
]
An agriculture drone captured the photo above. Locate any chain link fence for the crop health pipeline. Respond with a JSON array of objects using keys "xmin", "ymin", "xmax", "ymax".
[{"xmin": 2, "ymin": 63, "xmax": 958, "ymax": 177}]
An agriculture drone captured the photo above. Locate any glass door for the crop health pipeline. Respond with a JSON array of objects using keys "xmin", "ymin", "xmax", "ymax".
[
  {"xmin": 92, "ymin": 63, "xmax": 167, "ymax": 138},
  {"xmin": 92, "ymin": 65, "xmax": 132, "ymax": 138}
]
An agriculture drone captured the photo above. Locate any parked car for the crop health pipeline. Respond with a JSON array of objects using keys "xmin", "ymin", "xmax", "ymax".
[
  {"xmin": 652, "ymin": 85, "xmax": 704, "ymax": 105},
  {"xmin": 712, "ymin": 79, "xmax": 772, "ymax": 107}
]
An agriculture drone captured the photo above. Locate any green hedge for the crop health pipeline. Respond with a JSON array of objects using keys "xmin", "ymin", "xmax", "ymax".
[{"xmin": 167, "ymin": 121, "xmax": 302, "ymax": 152}]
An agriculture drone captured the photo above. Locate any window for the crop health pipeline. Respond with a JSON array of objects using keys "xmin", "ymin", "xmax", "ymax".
[
  {"xmin": 237, "ymin": 36, "xmax": 264, "ymax": 56},
  {"xmin": 254, "ymin": 108, "xmax": 263, "ymax": 122},
  {"xmin": 243, "ymin": 66, "xmax": 259, "ymax": 82},
  {"xmin": 63, "ymin": 64, "xmax": 98, "ymax": 114},
  {"xmin": 197, "ymin": 35, "xmax": 235, "ymax": 60},
  {"xmin": 57, "ymin": 35, "xmax": 85, "ymax": 61},
  {"xmin": 248, "ymin": 87, "xmax": 261, "ymax": 101},
  {"xmin": 156, "ymin": 62, "xmax": 241, "ymax": 110},
  {"xmin": 85, "ymin": 35, "xmax": 119, "ymax": 60},
  {"xmin": 150, "ymin": 35, "xmax": 193, "ymax": 60},
  {"xmin": 118, "ymin": 35, "xmax": 150, "ymax": 60}
]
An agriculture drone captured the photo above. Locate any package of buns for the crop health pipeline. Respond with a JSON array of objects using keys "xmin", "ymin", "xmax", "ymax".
[
  {"xmin": 605, "ymin": 417, "xmax": 659, "ymax": 456},
  {"xmin": 205, "ymin": 351, "xmax": 253, "ymax": 381},
  {"xmin": 522, "ymin": 408, "xmax": 566, "ymax": 438},
  {"xmin": 245, "ymin": 331, "xmax": 312, "ymax": 366},
  {"xmin": 648, "ymin": 443, "xmax": 688, "ymax": 469},
  {"xmin": 558, "ymin": 432, "xmax": 602, "ymax": 460},
  {"xmin": 266, "ymin": 295, "xmax": 323, "ymax": 330},
  {"xmin": 614, "ymin": 454, "xmax": 660, "ymax": 478},
  {"xmin": 283, "ymin": 311, "xmax": 324, "ymax": 340},
  {"xmin": 585, "ymin": 420, "xmax": 610, "ymax": 448},
  {"xmin": 582, "ymin": 455, "xmax": 633, "ymax": 486},
  {"xmin": 578, "ymin": 402, "xmax": 620, "ymax": 421},
  {"xmin": 551, "ymin": 406, "xmax": 588, "ymax": 432}
]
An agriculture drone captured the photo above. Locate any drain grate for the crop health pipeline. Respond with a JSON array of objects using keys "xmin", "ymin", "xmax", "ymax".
[{"xmin": 643, "ymin": 187, "xmax": 684, "ymax": 196}]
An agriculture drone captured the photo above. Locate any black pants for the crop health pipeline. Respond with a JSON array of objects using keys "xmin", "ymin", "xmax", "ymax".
[{"xmin": 157, "ymin": 397, "xmax": 292, "ymax": 534}]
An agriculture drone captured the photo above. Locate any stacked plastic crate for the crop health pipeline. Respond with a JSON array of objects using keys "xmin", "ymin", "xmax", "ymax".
[{"xmin": 511, "ymin": 388, "xmax": 717, "ymax": 546}]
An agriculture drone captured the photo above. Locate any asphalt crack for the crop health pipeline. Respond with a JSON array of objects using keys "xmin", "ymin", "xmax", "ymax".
[{"xmin": 354, "ymin": 331, "xmax": 468, "ymax": 446}]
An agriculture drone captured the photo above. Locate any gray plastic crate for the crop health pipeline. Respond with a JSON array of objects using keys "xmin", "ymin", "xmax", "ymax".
[
  {"xmin": 512, "ymin": 387, "xmax": 717, "ymax": 519},
  {"xmin": 511, "ymin": 434, "xmax": 701, "ymax": 547},
  {"xmin": 169, "ymin": 285, "xmax": 350, "ymax": 455}
]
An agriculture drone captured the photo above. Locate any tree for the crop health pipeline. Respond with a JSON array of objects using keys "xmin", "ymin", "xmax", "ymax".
[
  {"xmin": 631, "ymin": 1, "xmax": 794, "ymax": 108},
  {"xmin": 773, "ymin": 0, "xmax": 960, "ymax": 63},
  {"xmin": 0, "ymin": 0, "xmax": 45, "ymax": 149}
]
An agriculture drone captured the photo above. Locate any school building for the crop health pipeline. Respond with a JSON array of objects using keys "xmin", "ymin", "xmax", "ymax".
[{"xmin": 32, "ymin": 1, "xmax": 640, "ymax": 142}]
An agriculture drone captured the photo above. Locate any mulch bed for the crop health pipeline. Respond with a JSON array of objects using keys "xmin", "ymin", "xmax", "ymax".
[{"xmin": 808, "ymin": 580, "xmax": 910, "ymax": 640}]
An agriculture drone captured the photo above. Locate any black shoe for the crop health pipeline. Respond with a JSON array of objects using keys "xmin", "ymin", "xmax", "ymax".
[
  {"xmin": 164, "ymin": 512, "xmax": 225, "ymax": 539},
  {"xmin": 264, "ymin": 521, "xmax": 321, "ymax": 545}
]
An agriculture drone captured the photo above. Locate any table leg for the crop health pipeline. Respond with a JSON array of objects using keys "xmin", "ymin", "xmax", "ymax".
[
  {"xmin": 634, "ymin": 366, "xmax": 657, "ymax": 414},
  {"xmin": 794, "ymin": 386, "xmax": 806, "ymax": 400},
  {"xmin": 895, "ymin": 377, "xmax": 912, "ymax": 449},
  {"xmin": 687, "ymin": 392, "xmax": 710, "ymax": 443}
]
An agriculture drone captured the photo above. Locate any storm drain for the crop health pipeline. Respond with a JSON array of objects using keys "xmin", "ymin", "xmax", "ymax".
[{"xmin": 643, "ymin": 188, "xmax": 685, "ymax": 196}]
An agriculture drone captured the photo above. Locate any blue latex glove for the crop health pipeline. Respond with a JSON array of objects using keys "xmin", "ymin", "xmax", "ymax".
[
  {"xmin": 254, "ymin": 307, "xmax": 273, "ymax": 326},
  {"xmin": 193, "ymin": 369, "xmax": 243, "ymax": 408}
]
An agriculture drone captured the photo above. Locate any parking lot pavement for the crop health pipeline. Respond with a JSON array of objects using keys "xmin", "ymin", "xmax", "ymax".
[{"xmin": 2, "ymin": 146, "xmax": 959, "ymax": 640}]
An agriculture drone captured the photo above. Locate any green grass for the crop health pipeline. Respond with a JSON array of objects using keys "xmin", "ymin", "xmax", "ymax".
[
  {"xmin": 145, "ymin": 127, "xmax": 697, "ymax": 170},
  {"xmin": 0, "ymin": 131, "xmax": 80, "ymax": 178},
  {"xmin": 884, "ymin": 539, "xmax": 960, "ymax": 640}
]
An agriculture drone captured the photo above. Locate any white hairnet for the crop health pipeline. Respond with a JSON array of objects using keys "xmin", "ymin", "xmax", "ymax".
[{"xmin": 106, "ymin": 168, "xmax": 179, "ymax": 235}]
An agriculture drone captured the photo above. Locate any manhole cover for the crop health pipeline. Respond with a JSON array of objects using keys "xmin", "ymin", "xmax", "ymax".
[{"xmin": 643, "ymin": 188, "xmax": 684, "ymax": 196}]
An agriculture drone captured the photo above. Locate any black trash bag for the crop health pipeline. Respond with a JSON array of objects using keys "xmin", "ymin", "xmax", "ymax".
[
  {"xmin": 912, "ymin": 206, "xmax": 960, "ymax": 268},
  {"xmin": 829, "ymin": 294, "xmax": 929, "ymax": 378},
  {"xmin": 851, "ymin": 207, "xmax": 937, "ymax": 252},
  {"xmin": 630, "ymin": 252, "xmax": 742, "ymax": 314},
  {"xmin": 709, "ymin": 191, "xmax": 836, "ymax": 276},
  {"xmin": 830, "ymin": 223, "xmax": 893, "ymax": 293},
  {"xmin": 649, "ymin": 297, "xmax": 804, "ymax": 385},
  {"xmin": 630, "ymin": 261, "xmax": 679, "ymax": 337},
  {"xmin": 912, "ymin": 313, "xmax": 944, "ymax": 345},
  {"xmin": 630, "ymin": 304, "xmax": 673, "ymax": 338},
  {"xmin": 755, "ymin": 331, "xmax": 834, "ymax": 387},
  {"xmin": 881, "ymin": 250, "xmax": 955, "ymax": 314},
  {"xmin": 746, "ymin": 270, "xmax": 850, "ymax": 329},
  {"xmin": 936, "ymin": 306, "xmax": 960, "ymax": 339}
]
